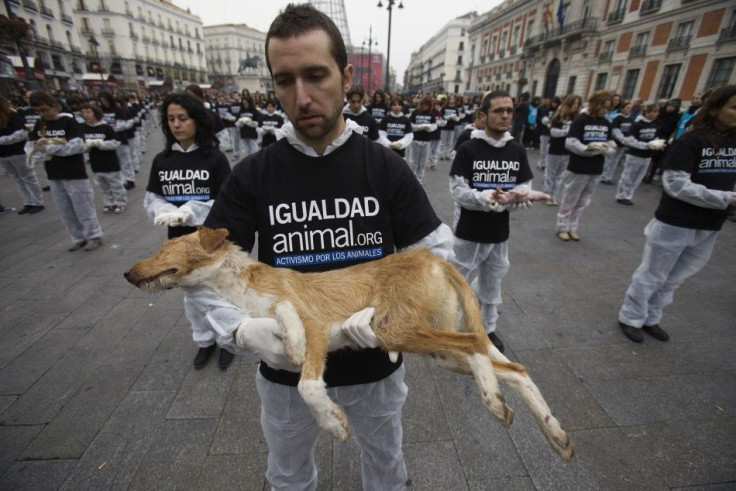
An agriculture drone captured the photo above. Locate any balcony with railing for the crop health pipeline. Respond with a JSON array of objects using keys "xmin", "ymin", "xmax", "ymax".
[
  {"xmin": 607, "ymin": 9, "xmax": 625, "ymax": 25},
  {"xmin": 667, "ymin": 35, "xmax": 691, "ymax": 51},
  {"xmin": 40, "ymin": 5, "xmax": 53, "ymax": 18},
  {"xmin": 498, "ymin": 49, "xmax": 506, "ymax": 58},
  {"xmin": 629, "ymin": 45, "xmax": 647, "ymax": 57},
  {"xmin": 50, "ymin": 39, "xmax": 64, "ymax": 50},
  {"xmin": 524, "ymin": 17, "xmax": 599, "ymax": 49},
  {"xmin": 640, "ymin": 0, "xmax": 662, "ymax": 15},
  {"xmin": 130, "ymin": 32, "xmax": 139, "ymax": 41},
  {"xmin": 61, "ymin": 13, "xmax": 73, "ymax": 24},
  {"xmin": 718, "ymin": 26, "xmax": 736, "ymax": 43},
  {"xmin": 22, "ymin": 0, "xmax": 38, "ymax": 11},
  {"xmin": 70, "ymin": 45, "xmax": 82, "ymax": 54},
  {"xmin": 599, "ymin": 51, "xmax": 613, "ymax": 62},
  {"xmin": 101, "ymin": 27, "xmax": 115, "ymax": 37}
]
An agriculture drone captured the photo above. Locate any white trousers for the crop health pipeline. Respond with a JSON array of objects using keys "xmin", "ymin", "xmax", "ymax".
[
  {"xmin": 615, "ymin": 154, "xmax": 651, "ymax": 201},
  {"xmin": 239, "ymin": 138, "xmax": 259, "ymax": 158},
  {"xmin": 429, "ymin": 139, "xmax": 440, "ymax": 166},
  {"xmin": 538, "ymin": 135, "xmax": 550, "ymax": 169},
  {"xmin": 256, "ymin": 365, "xmax": 409, "ymax": 491},
  {"xmin": 452, "ymin": 238, "xmax": 510, "ymax": 334},
  {"xmin": 116, "ymin": 144, "xmax": 134, "ymax": 182},
  {"xmin": 542, "ymin": 154, "xmax": 569, "ymax": 200},
  {"xmin": 94, "ymin": 171, "xmax": 127, "ymax": 207},
  {"xmin": 49, "ymin": 179, "xmax": 103, "ymax": 243},
  {"xmin": 408, "ymin": 140, "xmax": 430, "ymax": 183},
  {"xmin": 439, "ymin": 130, "xmax": 454, "ymax": 158},
  {"xmin": 1, "ymin": 154, "xmax": 44, "ymax": 206},
  {"xmin": 556, "ymin": 171, "xmax": 600, "ymax": 233},
  {"xmin": 227, "ymin": 127, "xmax": 240, "ymax": 154},
  {"xmin": 619, "ymin": 219, "xmax": 718, "ymax": 328},
  {"xmin": 601, "ymin": 146, "xmax": 626, "ymax": 181}
]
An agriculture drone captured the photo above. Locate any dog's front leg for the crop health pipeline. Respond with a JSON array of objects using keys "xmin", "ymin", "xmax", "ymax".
[
  {"xmin": 297, "ymin": 321, "xmax": 350, "ymax": 442},
  {"xmin": 274, "ymin": 301, "xmax": 307, "ymax": 366}
]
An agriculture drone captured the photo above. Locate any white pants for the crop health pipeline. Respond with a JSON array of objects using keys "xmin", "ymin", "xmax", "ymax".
[
  {"xmin": 429, "ymin": 139, "xmax": 440, "ymax": 166},
  {"xmin": 601, "ymin": 146, "xmax": 626, "ymax": 181},
  {"xmin": 439, "ymin": 130, "xmax": 454, "ymax": 158},
  {"xmin": 239, "ymin": 138, "xmax": 259, "ymax": 158},
  {"xmin": 409, "ymin": 140, "xmax": 430, "ymax": 183},
  {"xmin": 116, "ymin": 144, "xmax": 134, "ymax": 182},
  {"xmin": 94, "ymin": 171, "xmax": 127, "ymax": 207},
  {"xmin": 619, "ymin": 219, "xmax": 718, "ymax": 328},
  {"xmin": 538, "ymin": 135, "xmax": 550, "ymax": 169},
  {"xmin": 1, "ymin": 154, "xmax": 44, "ymax": 206},
  {"xmin": 556, "ymin": 171, "xmax": 600, "ymax": 233},
  {"xmin": 542, "ymin": 154, "xmax": 568, "ymax": 201},
  {"xmin": 452, "ymin": 238, "xmax": 510, "ymax": 334},
  {"xmin": 49, "ymin": 179, "xmax": 103, "ymax": 244},
  {"xmin": 615, "ymin": 154, "xmax": 651, "ymax": 201},
  {"xmin": 256, "ymin": 365, "xmax": 409, "ymax": 491},
  {"xmin": 227, "ymin": 127, "xmax": 240, "ymax": 154}
]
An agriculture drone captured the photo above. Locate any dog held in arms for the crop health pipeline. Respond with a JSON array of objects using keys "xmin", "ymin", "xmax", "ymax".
[{"xmin": 124, "ymin": 227, "xmax": 574, "ymax": 461}]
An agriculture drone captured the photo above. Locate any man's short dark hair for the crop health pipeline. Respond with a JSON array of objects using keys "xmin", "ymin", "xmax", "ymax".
[
  {"xmin": 480, "ymin": 90, "xmax": 511, "ymax": 113},
  {"xmin": 265, "ymin": 3, "xmax": 348, "ymax": 75},
  {"xmin": 346, "ymin": 85, "xmax": 365, "ymax": 100}
]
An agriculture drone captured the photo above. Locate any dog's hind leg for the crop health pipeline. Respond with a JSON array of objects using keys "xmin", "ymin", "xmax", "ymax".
[
  {"xmin": 274, "ymin": 301, "xmax": 307, "ymax": 366},
  {"xmin": 297, "ymin": 321, "xmax": 350, "ymax": 442},
  {"xmin": 489, "ymin": 354, "xmax": 575, "ymax": 461}
]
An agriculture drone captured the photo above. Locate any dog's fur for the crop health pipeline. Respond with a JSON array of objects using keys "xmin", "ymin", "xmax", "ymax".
[{"xmin": 124, "ymin": 227, "xmax": 574, "ymax": 461}]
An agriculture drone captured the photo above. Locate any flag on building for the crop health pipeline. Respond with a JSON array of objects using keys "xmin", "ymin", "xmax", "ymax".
[{"xmin": 557, "ymin": 0, "xmax": 565, "ymax": 30}]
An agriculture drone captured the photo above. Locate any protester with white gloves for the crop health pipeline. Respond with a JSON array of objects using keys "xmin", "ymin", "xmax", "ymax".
[
  {"xmin": 408, "ymin": 95, "xmax": 438, "ymax": 183},
  {"xmin": 556, "ymin": 91, "xmax": 615, "ymax": 241},
  {"xmin": 618, "ymin": 85, "xmax": 736, "ymax": 343},
  {"xmin": 26, "ymin": 91, "xmax": 103, "ymax": 251},
  {"xmin": 449, "ymin": 90, "xmax": 534, "ymax": 353},
  {"xmin": 543, "ymin": 94, "xmax": 581, "ymax": 205},
  {"xmin": 195, "ymin": 7, "xmax": 454, "ymax": 488},
  {"xmin": 80, "ymin": 102, "xmax": 126, "ymax": 214},
  {"xmin": 235, "ymin": 95, "xmax": 261, "ymax": 158},
  {"xmin": 144, "ymin": 92, "xmax": 233, "ymax": 370},
  {"xmin": 615, "ymin": 103, "xmax": 664, "ymax": 205},
  {"xmin": 378, "ymin": 96, "xmax": 413, "ymax": 159}
]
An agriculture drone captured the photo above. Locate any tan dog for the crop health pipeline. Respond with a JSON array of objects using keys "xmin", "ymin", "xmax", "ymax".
[{"xmin": 124, "ymin": 227, "xmax": 574, "ymax": 461}]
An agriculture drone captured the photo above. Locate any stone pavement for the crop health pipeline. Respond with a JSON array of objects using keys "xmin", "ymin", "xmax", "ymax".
[{"xmin": 0, "ymin": 129, "xmax": 734, "ymax": 490}]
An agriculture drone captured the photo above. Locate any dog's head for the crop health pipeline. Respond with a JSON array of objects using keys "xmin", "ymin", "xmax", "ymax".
[{"xmin": 124, "ymin": 227, "xmax": 231, "ymax": 292}]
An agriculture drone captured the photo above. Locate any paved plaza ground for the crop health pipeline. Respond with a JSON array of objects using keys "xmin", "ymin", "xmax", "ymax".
[{"xmin": 0, "ymin": 128, "xmax": 734, "ymax": 490}]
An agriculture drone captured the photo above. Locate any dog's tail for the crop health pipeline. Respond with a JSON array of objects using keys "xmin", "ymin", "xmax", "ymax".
[{"xmin": 442, "ymin": 261, "xmax": 487, "ymax": 339}]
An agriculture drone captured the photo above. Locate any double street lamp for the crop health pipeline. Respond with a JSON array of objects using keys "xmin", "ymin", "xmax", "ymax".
[{"xmin": 377, "ymin": 0, "xmax": 403, "ymax": 92}]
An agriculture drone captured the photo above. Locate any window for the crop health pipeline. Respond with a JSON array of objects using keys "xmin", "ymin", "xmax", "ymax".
[
  {"xmin": 634, "ymin": 32, "xmax": 650, "ymax": 48},
  {"xmin": 51, "ymin": 54, "xmax": 64, "ymax": 71},
  {"xmin": 457, "ymin": 55, "xmax": 462, "ymax": 64},
  {"xmin": 707, "ymin": 57, "xmax": 735, "ymax": 88},
  {"xmin": 527, "ymin": 20, "xmax": 534, "ymax": 38},
  {"xmin": 595, "ymin": 73, "xmax": 608, "ymax": 90},
  {"xmin": 512, "ymin": 25, "xmax": 520, "ymax": 47},
  {"xmin": 622, "ymin": 69, "xmax": 640, "ymax": 100},
  {"xmin": 567, "ymin": 76, "xmax": 577, "ymax": 94},
  {"xmin": 604, "ymin": 40, "xmax": 615, "ymax": 53},
  {"xmin": 658, "ymin": 64, "xmax": 681, "ymax": 99},
  {"xmin": 458, "ymin": 41, "xmax": 464, "ymax": 51},
  {"xmin": 46, "ymin": 24, "xmax": 54, "ymax": 41},
  {"xmin": 675, "ymin": 21, "xmax": 694, "ymax": 39}
]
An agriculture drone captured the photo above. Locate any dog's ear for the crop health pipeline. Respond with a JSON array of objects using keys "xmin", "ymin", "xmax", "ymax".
[{"xmin": 198, "ymin": 227, "xmax": 229, "ymax": 253}]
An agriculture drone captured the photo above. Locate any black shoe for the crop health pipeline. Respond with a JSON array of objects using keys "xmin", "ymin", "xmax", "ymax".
[
  {"xmin": 218, "ymin": 348, "xmax": 235, "ymax": 370},
  {"xmin": 17, "ymin": 205, "xmax": 33, "ymax": 215},
  {"xmin": 124, "ymin": 181, "xmax": 135, "ymax": 190},
  {"xmin": 27, "ymin": 205, "xmax": 45, "ymax": 214},
  {"xmin": 600, "ymin": 179, "xmax": 613, "ymax": 185},
  {"xmin": 643, "ymin": 324, "xmax": 670, "ymax": 342},
  {"xmin": 42, "ymin": 185, "xmax": 50, "ymax": 192},
  {"xmin": 193, "ymin": 345, "xmax": 216, "ymax": 369},
  {"xmin": 488, "ymin": 332, "xmax": 505, "ymax": 353},
  {"xmin": 68, "ymin": 241, "xmax": 87, "ymax": 252},
  {"xmin": 616, "ymin": 198, "xmax": 634, "ymax": 206},
  {"xmin": 619, "ymin": 322, "xmax": 644, "ymax": 343}
]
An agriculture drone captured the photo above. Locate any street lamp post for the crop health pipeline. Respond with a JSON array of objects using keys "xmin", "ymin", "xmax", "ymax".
[
  {"xmin": 364, "ymin": 25, "xmax": 377, "ymax": 92},
  {"xmin": 377, "ymin": 0, "xmax": 403, "ymax": 92}
]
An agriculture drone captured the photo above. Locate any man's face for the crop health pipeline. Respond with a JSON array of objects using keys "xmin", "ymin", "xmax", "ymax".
[
  {"xmin": 268, "ymin": 29, "xmax": 353, "ymax": 152},
  {"xmin": 348, "ymin": 94, "xmax": 362, "ymax": 113},
  {"xmin": 482, "ymin": 96, "xmax": 514, "ymax": 137},
  {"xmin": 691, "ymin": 94, "xmax": 702, "ymax": 108}
]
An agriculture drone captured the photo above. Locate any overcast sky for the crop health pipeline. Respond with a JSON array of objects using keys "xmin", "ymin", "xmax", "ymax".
[{"xmin": 172, "ymin": 0, "xmax": 503, "ymax": 79}]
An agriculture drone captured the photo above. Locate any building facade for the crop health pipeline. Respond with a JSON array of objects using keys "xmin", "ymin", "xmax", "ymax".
[
  {"xmin": 73, "ymin": 0, "xmax": 207, "ymax": 92},
  {"xmin": 404, "ymin": 12, "xmax": 477, "ymax": 95},
  {"xmin": 203, "ymin": 24, "xmax": 269, "ymax": 94},
  {"xmin": 465, "ymin": 0, "xmax": 736, "ymax": 103},
  {"xmin": 2, "ymin": 0, "xmax": 87, "ymax": 92}
]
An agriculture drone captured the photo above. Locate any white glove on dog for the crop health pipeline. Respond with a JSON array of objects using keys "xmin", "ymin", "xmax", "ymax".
[
  {"xmin": 154, "ymin": 209, "xmax": 193, "ymax": 227},
  {"xmin": 235, "ymin": 317, "xmax": 301, "ymax": 372},
  {"xmin": 340, "ymin": 307, "xmax": 398, "ymax": 362}
]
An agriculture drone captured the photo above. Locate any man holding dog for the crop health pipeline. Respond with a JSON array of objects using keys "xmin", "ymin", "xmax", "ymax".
[{"xmin": 196, "ymin": 4, "xmax": 453, "ymax": 489}]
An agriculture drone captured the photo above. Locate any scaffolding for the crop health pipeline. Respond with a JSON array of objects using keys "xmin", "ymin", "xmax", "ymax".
[{"xmin": 308, "ymin": 0, "xmax": 352, "ymax": 49}]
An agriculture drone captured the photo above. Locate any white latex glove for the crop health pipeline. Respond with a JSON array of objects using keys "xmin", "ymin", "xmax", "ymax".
[
  {"xmin": 84, "ymin": 139, "xmax": 102, "ymax": 150},
  {"xmin": 238, "ymin": 117, "xmax": 252, "ymax": 125},
  {"xmin": 154, "ymin": 209, "xmax": 193, "ymax": 227},
  {"xmin": 647, "ymin": 139, "xmax": 666, "ymax": 151},
  {"xmin": 586, "ymin": 142, "xmax": 605, "ymax": 153},
  {"xmin": 389, "ymin": 141, "xmax": 401, "ymax": 149},
  {"xmin": 340, "ymin": 307, "xmax": 398, "ymax": 362},
  {"xmin": 599, "ymin": 143, "xmax": 616, "ymax": 156},
  {"xmin": 235, "ymin": 317, "xmax": 301, "ymax": 371},
  {"xmin": 484, "ymin": 193, "xmax": 507, "ymax": 213}
]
